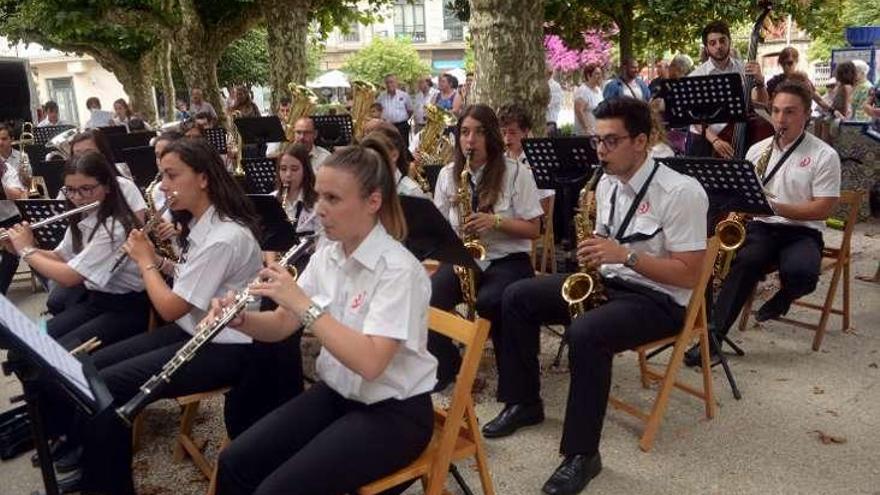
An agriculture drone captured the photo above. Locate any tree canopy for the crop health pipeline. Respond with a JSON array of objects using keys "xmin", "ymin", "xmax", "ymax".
[{"xmin": 342, "ymin": 37, "xmax": 431, "ymax": 86}]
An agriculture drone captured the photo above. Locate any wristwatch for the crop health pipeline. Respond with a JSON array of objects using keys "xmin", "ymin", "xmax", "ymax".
[
  {"xmin": 300, "ymin": 301, "xmax": 325, "ymax": 331},
  {"xmin": 623, "ymin": 250, "xmax": 639, "ymax": 268}
]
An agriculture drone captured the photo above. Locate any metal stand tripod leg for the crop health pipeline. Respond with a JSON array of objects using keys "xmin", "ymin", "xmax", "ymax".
[{"xmin": 705, "ymin": 283, "xmax": 743, "ymax": 400}]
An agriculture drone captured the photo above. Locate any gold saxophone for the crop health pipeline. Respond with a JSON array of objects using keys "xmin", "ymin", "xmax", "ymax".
[
  {"xmin": 560, "ymin": 168, "xmax": 607, "ymax": 319},
  {"xmin": 452, "ymin": 150, "xmax": 487, "ymax": 320},
  {"xmin": 144, "ymin": 172, "xmax": 179, "ymax": 262},
  {"xmin": 712, "ymin": 130, "xmax": 778, "ymax": 279},
  {"xmin": 283, "ymin": 84, "xmax": 318, "ymax": 144},
  {"xmin": 411, "ymin": 104, "xmax": 456, "ymax": 193},
  {"xmin": 226, "ymin": 110, "xmax": 246, "ymax": 177},
  {"xmin": 351, "ymin": 80, "xmax": 377, "ymax": 141}
]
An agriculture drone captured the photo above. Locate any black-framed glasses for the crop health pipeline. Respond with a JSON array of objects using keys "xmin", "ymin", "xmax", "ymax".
[
  {"xmin": 587, "ymin": 134, "xmax": 634, "ymax": 151},
  {"xmin": 61, "ymin": 184, "xmax": 101, "ymax": 198}
]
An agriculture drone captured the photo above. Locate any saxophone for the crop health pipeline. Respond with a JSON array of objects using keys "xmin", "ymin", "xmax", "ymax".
[
  {"xmin": 116, "ymin": 234, "xmax": 317, "ymax": 425},
  {"xmin": 351, "ymin": 80, "xmax": 377, "ymax": 141},
  {"xmin": 452, "ymin": 150, "xmax": 487, "ymax": 320},
  {"xmin": 560, "ymin": 168, "xmax": 607, "ymax": 319},
  {"xmin": 144, "ymin": 172, "xmax": 180, "ymax": 262},
  {"xmin": 712, "ymin": 129, "xmax": 778, "ymax": 280},
  {"xmin": 226, "ymin": 110, "xmax": 245, "ymax": 177},
  {"xmin": 283, "ymin": 84, "xmax": 318, "ymax": 144},
  {"xmin": 411, "ymin": 104, "xmax": 456, "ymax": 193}
]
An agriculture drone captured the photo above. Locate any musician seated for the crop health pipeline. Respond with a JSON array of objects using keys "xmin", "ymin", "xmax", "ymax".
[
  {"xmin": 264, "ymin": 142, "xmax": 319, "ymax": 270},
  {"xmin": 0, "ymin": 123, "xmax": 29, "ymax": 295},
  {"xmin": 485, "ymin": 98, "xmax": 708, "ymax": 495},
  {"xmin": 497, "ymin": 103, "xmax": 555, "ymax": 212},
  {"xmin": 212, "ymin": 141, "xmax": 437, "ymax": 494},
  {"xmin": 362, "ymin": 121, "xmax": 428, "ymax": 198},
  {"xmin": 686, "ymin": 79, "xmax": 841, "ymax": 366},
  {"xmin": 265, "ymin": 117, "xmax": 331, "ymax": 170}
]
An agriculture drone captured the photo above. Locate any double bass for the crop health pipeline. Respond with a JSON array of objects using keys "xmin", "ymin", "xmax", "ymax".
[{"xmin": 715, "ymin": 1, "xmax": 775, "ymax": 159}]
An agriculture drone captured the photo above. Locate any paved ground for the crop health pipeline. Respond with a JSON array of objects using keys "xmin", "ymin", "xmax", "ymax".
[{"xmin": 1, "ymin": 222, "xmax": 878, "ymax": 495}]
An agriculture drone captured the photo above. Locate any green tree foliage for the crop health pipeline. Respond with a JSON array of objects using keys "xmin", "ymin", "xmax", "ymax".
[
  {"xmin": 342, "ymin": 37, "xmax": 431, "ymax": 86},
  {"xmin": 218, "ymin": 28, "xmax": 269, "ymax": 87},
  {"xmin": 800, "ymin": 0, "xmax": 880, "ymax": 61}
]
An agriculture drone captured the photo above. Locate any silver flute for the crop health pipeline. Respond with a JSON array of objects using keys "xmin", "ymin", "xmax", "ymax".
[
  {"xmin": 109, "ymin": 192, "xmax": 178, "ymax": 273},
  {"xmin": 116, "ymin": 233, "xmax": 317, "ymax": 424},
  {"xmin": 0, "ymin": 201, "xmax": 100, "ymax": 241}
]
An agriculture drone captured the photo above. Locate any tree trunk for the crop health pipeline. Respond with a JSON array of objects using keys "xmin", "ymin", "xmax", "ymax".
[
  {"xmin": 616, "ymin": 12, "xmax": 635, "ymax": 67},
  {"xmin": 157, "ymin": 40, "xmax": 177, "ymax": 122},
  {"xmin": 469, "ymin": 0, "xmax": 548, "ymax": 135},
  {"xmin": 174, "ymin": 5, "xmax": 226, "ymax": 120},
  {"xmin": 108, "ymin": 58, "xmax": 158, "ymax": 124},
  {"xmin": 265, "ymin": 0, "xmax": 311, "ymax": 113}
]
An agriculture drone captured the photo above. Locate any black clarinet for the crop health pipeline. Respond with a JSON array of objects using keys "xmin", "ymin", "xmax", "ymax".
[{"xmin": 116, "ymin": 234, "xmax": 317, "ymax": 425}]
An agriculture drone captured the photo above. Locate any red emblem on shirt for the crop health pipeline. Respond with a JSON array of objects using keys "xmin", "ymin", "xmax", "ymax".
[
  {"xmin": 799, "ymin": 156, "xmax": 812, "ymax": 168},
  {"xmin": 637, "ymin": 201, "xmax": 650, "ymax": 214},
  {"xmin": 351, "ymin": 291, "xmax": 366, "ymax": 310}
]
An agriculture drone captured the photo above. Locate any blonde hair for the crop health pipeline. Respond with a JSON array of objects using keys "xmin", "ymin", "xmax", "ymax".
[{"xmin": 323, "ymin": 141, "xmax": 407, "ymax": 240}]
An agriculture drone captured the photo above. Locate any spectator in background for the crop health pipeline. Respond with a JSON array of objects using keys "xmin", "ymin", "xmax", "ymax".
[
  {"xmin": 546, "ymin": 65, "xmax": 563, "ymax": 136},
  {"xmin": 459, "ymin": 72, "xmax": 475, "ymax": 107},
  {"xmin": 851, "ymin": 60, "xmax": 874, "ymax": 121},
  {"xmin": 573, "ymin": 63, "xmax": 604, "ymax": 136},
  {"xmin": 84, "ymin": 97, "xmax": 115, "ymax": 129},
  {"xmin": 603, "ymin": 58, "xmax": 651, "ymax": 102},
  {"xmin": 766, "ymin": 47, "xmax": 801, "ymax": 98},
  {"xmin": 230, "ymin": 85, "xmax": 261, "ymax": 117},
  {"xmin": 376, "ymin": 74, "xmax": 413, "ymax": 148},
  {"xmin": 37, "ymin": 100, "xmax": 64, "ymax": 127},
  {"xmin": 433, "ymin": 73, "xmax": 463, "ymax": 116},
  {"xmin": 412, "ymin": 76, "xmax": 438, "ymax": 135},
  {"xmin": 667, "ymin": 54, "xmax": 694, "ymax": 79},
  {"xmin": 112, "ymin": 98, "xmax": 133, "ymax": 128},
  {"xmin": 189, "ymin": 87, "xmax": 217, "ymax": 120},
  {"xmin": 831, "ymin": 61, "xmax": 856, "ymax": 120},
  {"xmin": 175, "ymin": 98, "xmax": 190, "ymax": 121}
]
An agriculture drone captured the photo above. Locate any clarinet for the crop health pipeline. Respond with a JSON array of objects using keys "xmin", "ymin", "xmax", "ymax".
[
  {"xmin": 109, "ymin": 192, "xmax": 178, "ymax": 273},
  {"xmin": 116, "ymin": 233, "xmax": 317, "ymax": 425}
]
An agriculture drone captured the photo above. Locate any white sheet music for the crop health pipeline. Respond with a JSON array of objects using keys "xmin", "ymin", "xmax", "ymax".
[{"xmin": 0, "ymin": 295, "xmax": 95, "ymax": 402}]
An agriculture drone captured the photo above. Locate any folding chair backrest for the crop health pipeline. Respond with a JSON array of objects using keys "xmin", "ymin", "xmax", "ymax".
[
  {"xmin": 680, "ymin": 236, "xmax": 721, "ymax": 329},
  {"xmin": 836, "ymin": 190, "xmax": 863, "ymax": 256}
]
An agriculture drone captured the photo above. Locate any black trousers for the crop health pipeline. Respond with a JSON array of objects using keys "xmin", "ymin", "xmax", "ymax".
[
  {"xmin": 76, "ymin": 324, "xmax": 253, "ymax": 494},
  {"xmin": 428, "ymin": 252, "xmax": 535, "ymax": 384},
  {"xmin": 498, "ymin": 275, "xmax": 684, "ymax": 456},
  {"xmin": 392, "ymin": 120, "xmax": 411, "ymax": 150},
  {"xmin": 46, "ymin": 290, "xmax": 150, "ymax": 350},
  {"xmin": 216, "ymin": 382, "xmax": 433, "ymax": 495},
  {"xmin": 713, "ymin": 221, "xmax": 823, "ymax": 336},
  {"xmin": 46, "ymin": 284, "xmax": 88, "ymax": 315}
]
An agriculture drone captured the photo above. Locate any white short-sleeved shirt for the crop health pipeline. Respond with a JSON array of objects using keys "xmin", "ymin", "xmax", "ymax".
[
  {"xmin": 514, "ymin": 151, "xmax": 555, "ymax": 201},
  {"xmin": 0, "ymin": 149, "xmax": 26, "ymax": 221},
  {"xmin": 377, "ymin": 90, "xmax": 413, "ymax": 124},
  {"xmin": 172, "ymin": 206, "xmax": 262, "ymax": 344},
  {"xmin": 394, "ymin": 169, "xmax": 429, "ymax": 199},
  {"xmin": 547, "ymin": 78, "xmax": 563, "ymax": 123},
  {"xmin": 747, "ymin": 132, "xmax": 841, "ymax": 231},
  {"xmin": 434, "ymin": 157, "xmax": 544, "ymax": 261},
  {"xmin": 413, "ymin": 88, "xmax": 439, "ymax": 126},
  {"xmin": 573, "ymin": 84, "xmax": 604, "ymax": 135},
  {"xmin": 37, "ymin": 118, "xmax": 68, "ymax": 128},
  {"xmin": 270, "ymin": 189, "xmax": 319, "ymax": 234},
  {"xmin": 689, "ymin": 58, "xmax": 746, "ymax": 135},
  {"xmin": 298, "ymin": 222, "xmax": 438, "ymax": 404},
  {"xmin": 53, "ymin": 211, "xmax": 144, "ymax": 294},
  {"xmin": 596, "ymin": 158, "xmax": 708, "ymax": 306}
]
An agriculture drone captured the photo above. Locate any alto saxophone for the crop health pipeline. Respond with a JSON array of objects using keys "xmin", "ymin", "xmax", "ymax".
[
  {"xmin": 452, "ymin": 150, "xmax": 487, "ymax": 320},
  {"xmin": 144, "ymin": 172, "xmax": 180, "ymax": 262},
  {"xmin": 116, "ymin": 234, "xmax": 317, "ymax": 425},
  {"xmin": 560, "ymin": 168, "xmax": 607, "ymax": 319}
]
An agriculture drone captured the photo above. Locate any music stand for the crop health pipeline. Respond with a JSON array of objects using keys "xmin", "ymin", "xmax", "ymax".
[
  {"xmin": 399, "ymin": 195, "xmax": 480, "ymax": 271},
  {"xmin": 204, "ymin": 127, "xmax": 228, "ymax": 154},
  {"xmin": 98, "ymin": 125, "xmax": 128, "ymax": 136},
  {"xmin": 106, "ymin": 131, "xmax": 154, "ymax": 163},
  {"xmin": 234, "ymin": 117, "xmax": 285, "ymax": 147},
  {"xmin": 23, "ymin": 143, "xmax": 48, "ymax": 167},
  {"xmin": 15, "ymin": 200, "xmax": 69, "ymax": 249},
  {"xmin": 312, "ymin": 114, "xmax": 353, "ymax": 151},
  {"xmin": 655, "ymin": 156, "xmax": 775, "ymax": 401},
  {"xmin": 30, "ymin": 159, "xmax": 65, "ymax": 199},
  {"xmin": 32, "ymin": 125, "xmax": 76, "ymax": 146},
  {"xmin": 243, "ymin": 157, "xmax": 277, "ymax": 194},
  {"xmin": 120, "ymin": 146, "xmax": 159, "ymax": 191},
  {"xmin": 247, "ymin": 194, "xmax": 297, "ymax": 252},
  {"xmin": 663, "ymin": 73, "xmax": 747, "ymax": 128},
  {"xmin": 0, "ymin": 294, "xmax": 113, "ymax": 495}
]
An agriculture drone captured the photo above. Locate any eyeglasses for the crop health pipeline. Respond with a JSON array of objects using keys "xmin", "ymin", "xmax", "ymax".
[
  {"xmin": 587, "ymin": 134, "xmax": 634, "ymax": 151},
  {"xmin": 61, "ymin": 184, "xmax": 101, "ymax": 198}
]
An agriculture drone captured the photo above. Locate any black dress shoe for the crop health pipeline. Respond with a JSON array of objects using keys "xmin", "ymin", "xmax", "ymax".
[
  {"xmin": 54, "ymin": 445, "xmax": 83, "ymax": 474},
  {"xmin": 482, "ymin": 402, "xmax": 544, "ymax": 438},
  {"xmin": 683, "ymin": 343, "xmax": 719, "ymax": 368},
  {"xmin": 542, "ymin": 453, "xmax": 602, "ymax": 495},
  {"xmin": 56, "ymin": 468, "xmax": 83, "ymax": 494},
  {"xmin": 755, "ymin": 293, "xmax": 792, "ymax": 322}
]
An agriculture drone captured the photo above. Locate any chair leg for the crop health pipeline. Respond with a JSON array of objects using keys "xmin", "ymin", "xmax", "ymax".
[
  {"xmin": 205, "ymin": 436, "xmax": 229, "ymax": 495},
  {"xmin": 131, "ymin": 414, "xmax": 143, "ymax": 452},
  {"xmin": 638, "ymin": 328, "xmax": 693, "ymax": 452},
  {"xmin": 637, "ymin": 349, "xmax": 650, "ymax": 388},
  {"xmin": 174, "ymin": 401, "xmax": 201, "ymax": 462},
  {"xmin": 737, "ymin": 287, "xmax": 757, "ymax": 332},
  {"xmin": 465, "ymin": 401, "xmax": 495, "ymax": 495},
  {"xmin": 697, "ymin": 323, "xmax": 716, "ymax": 420},
  {"xmin": 842, "ymin": 257, "xmax": 851, "ymax": 331},
  {"xmin": 812, "ymin": 263, "xmax": 843, "ymax": 352}
]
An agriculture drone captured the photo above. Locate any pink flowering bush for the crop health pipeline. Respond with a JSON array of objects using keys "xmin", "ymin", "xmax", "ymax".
[{"xmin": 544, "ymin": 31, "xmax": 612, "ymax": 72}]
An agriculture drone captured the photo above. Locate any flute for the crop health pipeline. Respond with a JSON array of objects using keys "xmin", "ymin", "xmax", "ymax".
[
  {"xmin": 0, "ymin": 201, "xmax": 100, "ymax": 241},
  {"xmin": 109, "ymin": 192, "xmax": 178, "ymax": 273}
]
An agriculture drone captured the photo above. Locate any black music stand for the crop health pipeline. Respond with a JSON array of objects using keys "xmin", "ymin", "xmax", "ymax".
[
  {"xmin": 23, "ymin": 144, "xmax": 48, "ymax": 168},
  {"xmin": 657, "ymin": 156, "xmax": 774, "ymax": 400},
  {"xmin": 98, "ymin": 125, "xmax": 128, "ymax": 136},
  {"xmin": 523, "ymin": 136, "xmax": 598, "ymax": 271},
  {"xmin": 312, "ymin": 114, "xmax": 353, "ymax": 151},
  {"xmin": 399, "ymin": 195, "xmax": 480, "ymax": 271},
  {"xmin": 204, "ymin": 127, "xmax": 228, "ymax": 154},
  {"xmin": 247, "ymin": 194, "xmax": 297, "ymax": 253},
  {"xmin": 664, "ymin": 73, "xmax": 747, "ymax": 128},
  {"xmin": 106, "ymin": 131, "xmax": 154, "ymax": 163},
  {"xmin": 32, "ymin": 125, "xmax": 76, "ymax": 146},
  {"xmin": 15, "ymin": 200, "xmax": 69, "ymax": 250},
  {"xmin": 120, "ymin": 146, "xmax": 159, "ymax": 191},
  {"xmin": 235, "ymin": 117, "xmax": 285, "ymax": 147},
  {"xmin": 30, "ymin": 159, "xmax": 65, "ymax": 199},
  {"xmin": 0, "ymin": 294, "xmax": 113, "ymax": 495},
  {"xmin": 243, "ymin": 157, "xmax": 277, "ymax": 195}
]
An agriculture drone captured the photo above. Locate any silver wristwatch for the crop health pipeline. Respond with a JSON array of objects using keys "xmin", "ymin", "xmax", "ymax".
[
  {"xmin": 623, "ymin": 250, "xmax": 639, "ymax": 268},
  {"xmin": 300, "ymin": 302, "xmax": 325, "ymax": 331}
]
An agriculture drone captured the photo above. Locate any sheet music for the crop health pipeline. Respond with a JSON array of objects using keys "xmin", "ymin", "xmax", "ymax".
[{"xmin": 0, "ymin": 295, "xmax": 95, "ymax": 401}]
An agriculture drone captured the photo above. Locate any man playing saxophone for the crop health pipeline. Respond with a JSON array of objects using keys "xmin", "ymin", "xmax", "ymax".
[
  {"xmin": 686, "ymin": 79, "xmax": 841, "ymax": 366},
  {"xmin": 486, "ymin": 98, "xmax": 708, "ymax": 495}
]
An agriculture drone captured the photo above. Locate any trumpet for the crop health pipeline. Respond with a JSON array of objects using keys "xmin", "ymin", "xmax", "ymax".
[
  {"xmin": 0, "ymin": 201, "xmax": 100, "ymax": 242},
  {"xmin": 116, "ymin": 233, "xmax": 317, "ymax": 425},
  {"xmin": 109, "ymin": 192, "xmax": 178, "ymax": 273}
]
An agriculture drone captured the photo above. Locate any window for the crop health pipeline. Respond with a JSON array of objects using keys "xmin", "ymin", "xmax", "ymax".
[
  {"xmin": 46, "ymin": 77, "xmax": 79, "ymax": 125},
  {"xmin": 393, "ymin": 0, "xmax": 426, "ymax": 43},
  {"xmin": 342, "ymin": 22, "xmax": 360, "ymax": 43},
  {"xmin": 443, "ymin": 3, "xmax": 464, "ymax": 41}
]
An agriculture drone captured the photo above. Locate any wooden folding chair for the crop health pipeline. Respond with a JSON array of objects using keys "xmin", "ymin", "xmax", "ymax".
[
  {"xmin": 359, "ymin": 308, "xmax": 494, "ymax": 495},
  {"xmin": 737, "ymin": 190, "xmax": 863, "ymax": 351},
  {"xmin": 531, "ymin": 195, "xmax": 557, "ymax": 274},
  {"xmin": 173, "ymin": 387, "xmax": 230, "ymax": 479},
  {"xmin": 608, "ymin": 236, "xmax": 720, "ymax": 452}
]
